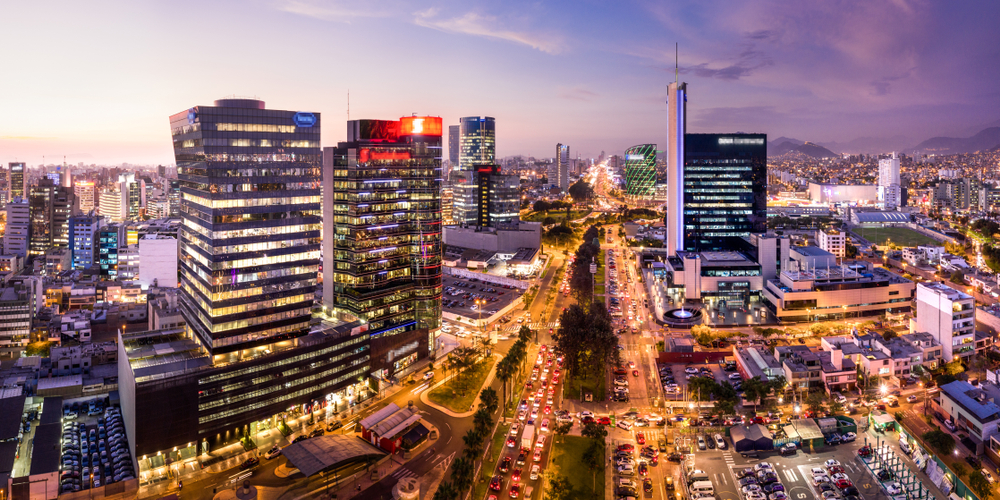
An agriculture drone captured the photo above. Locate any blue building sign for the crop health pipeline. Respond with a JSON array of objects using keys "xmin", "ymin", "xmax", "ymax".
[{"xmin": 293, "ymin": 112, "xmax": 317, "ymax": 128}]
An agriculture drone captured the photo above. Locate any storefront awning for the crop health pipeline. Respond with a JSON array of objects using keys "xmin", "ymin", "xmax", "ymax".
[{"xmin": 281, "ymin": 435, "xmax": 386, "ymax": 477}]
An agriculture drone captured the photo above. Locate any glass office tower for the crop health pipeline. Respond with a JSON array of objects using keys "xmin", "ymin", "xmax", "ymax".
[
  {"xmin": 170, "ymin": 98, "xmax": 321, "ymax": 355},
  {"xmin": 683, "ymin": 133, "xmax": 767, "ymax": 252},
  {"xmin": 9, "ymin": 163, "xmax": 25, "ymax": 199},
  {"xmin": 453, "ymin": 116, "xmax": 495, "ymax": 226},
  {"xmin": 624, "ymin": 144, "xmax": 657, "ymax": 199},
  {"xmin": 323, "ymin": 117, "xmax": 443, "ymax": 374}
]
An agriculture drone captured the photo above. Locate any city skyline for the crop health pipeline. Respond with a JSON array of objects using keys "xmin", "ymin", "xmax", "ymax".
[{"xmin": 2, "ymin": 0, "xmax": 1000, "ymax": 165}]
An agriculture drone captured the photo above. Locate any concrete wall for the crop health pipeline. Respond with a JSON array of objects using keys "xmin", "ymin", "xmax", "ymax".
[{"xmin": 444, "ymin": 266, "xmax": 529, "ymax": 289}]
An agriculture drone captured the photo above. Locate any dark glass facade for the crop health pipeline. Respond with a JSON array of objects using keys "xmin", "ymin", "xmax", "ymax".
[
  {"xmin": 624, "ymin": 144, "xmax": 657, "ymax": 199},
  {"xmin": 475, "ymin": 165, "xmax": 520, "ymax": 228},
  {"xmin": 28, "ymin": 178, "xmax": 74, "ymax": 256},
  {"xmin": 454, "ymin": 117, "xmax": 495, "ymax": 225},
  {"xmin": 170, "ymin": 98, "xmax": 321, "ymax": 355},
  {"xmin": 322, "ymin": 117, "xmax": 442, "ymax": 375},
  {"xmin": 683, "ymin": 133, "xmax": 767, "ymax": 252},
  {"xmin": 9, "ymin": 162, "xmax": 24, "ymax": 199}
]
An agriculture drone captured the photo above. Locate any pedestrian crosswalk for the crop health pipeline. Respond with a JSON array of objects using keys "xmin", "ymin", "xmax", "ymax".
[
  {"xmin": 501, "ymin": 322, "xmax": 559, "ymax": 332},
  {"xmin": 723, "ymin": 452, "xmax": 735, "ymax": 469},
  {"xmin": 390, "ymin": 467, "xmax": 417, "ymax": 480},
  {"xmin": 783, "ymin": 468, "xmax": 799, "ymax": 482}
]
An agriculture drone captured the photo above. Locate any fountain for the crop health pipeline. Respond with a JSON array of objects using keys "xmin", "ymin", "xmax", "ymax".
[{"xmin": 663, "ymin": 306, "xmax": 703, "ymax": 327}]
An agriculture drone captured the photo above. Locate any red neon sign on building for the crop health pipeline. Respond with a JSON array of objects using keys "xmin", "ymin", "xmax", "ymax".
[{"xmin": 399, "ymin": 116, "xmax": 442, "ymax": 136}]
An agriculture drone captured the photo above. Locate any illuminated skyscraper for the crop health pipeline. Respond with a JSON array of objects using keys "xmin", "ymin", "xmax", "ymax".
[
  {"xmin": 453, "ymin": 116, "xmax": 496, "ymax": 225},
  {"xmin": 448, "ymin": 125, "xmax": 460, "ymax": 168},
  {"xmin": 323, "ymin": 116, "xmax": 443, "ymax": 376},
  {"xmin": 75, "ymin": 180, "xmax": 96, "ymax": 214},
  {"xmin": 683, "ymin": 133, "xmax": 767, "ymax": 251},
  {"xmin": 624, "ymin": 144, "xmax": 657, "ymax": 200},
  {"xmin": 878, "ymin": 152, "xmax": 901, "ymax": 210},
  {"xmin": 666, "ymin": 82, "xmax": 686, "ymax": 256},
  {"xmin": 550, "ymin": 144, "xmax": 570, "ymax": 191},
  {"xmin": 171, "ymin": 98, "xmax": 321, "ymax": 355},
  {"xmin": 475, "ymin": 165, "xmax": 520, "ymax": 228},
  {"xmin": 9, "ymin": 163, "xmax": 25, "ymax": 199}
]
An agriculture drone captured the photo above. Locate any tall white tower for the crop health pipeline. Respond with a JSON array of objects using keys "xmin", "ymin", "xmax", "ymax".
[
  {"xmin": 666, "ymin": 81, "xmax": 687, "ymax": 256},
  {"xmin": 878, "ymin": 152, "xmax": 901, "ymax": 210}
]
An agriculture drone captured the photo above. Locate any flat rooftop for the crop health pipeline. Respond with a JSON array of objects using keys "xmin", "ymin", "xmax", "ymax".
[
  {"xmin": 699, "ymin": 251, "xmax": 754, "ymax": 264},
  {"xmin": 791, "ymin": 246, "xmax": 834, "ymax": 257},
  {"xmin": 920, "ymin": 282, "xmax": 972, "ymax": 301}
]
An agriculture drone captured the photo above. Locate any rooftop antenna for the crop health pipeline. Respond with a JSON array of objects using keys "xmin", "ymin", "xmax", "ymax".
[
  {"xmin": 347, "ymin": 89, "xmax": 350, "ymax": 121},
  {"xmin": 675, "ymin": 42, "xmax": 678, "ymax": 84}
]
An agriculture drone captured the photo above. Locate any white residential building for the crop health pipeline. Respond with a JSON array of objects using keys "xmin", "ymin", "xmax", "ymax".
[
  {"xmin": 817, "ymin": 229, "xmax": 846, "ymax": 258},
  {"xmin": 3, "ymin": 198, "xmax": 29, "ymax": 258},
  {"xmin": 878, "ymin": 152, "xmax": 901, "ymax": 210},
  {"xmin": 914, "ymin": 282, "xmax": 975, "ymax": 362}
]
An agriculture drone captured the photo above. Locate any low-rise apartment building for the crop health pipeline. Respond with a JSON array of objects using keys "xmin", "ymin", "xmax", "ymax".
[{"xmin": 939, "ymin": 380, "xmax": 1000, "ymax": 454}]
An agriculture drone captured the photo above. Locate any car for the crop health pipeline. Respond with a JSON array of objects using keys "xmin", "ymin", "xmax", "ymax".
[
  {"xmin": 540, "ymin": 419, "xmax": 550, "ymax": 432},
  {"xmin": 239, "ymin": 458, "xmax": 259, "ymax": 470},
  {"xmin": 667, "ymin": 452, "xmax": 683, "ymax": 462},
  {"xmin": 499, "ymin": 457, "xmax": 512, "ymax": 473},
  {"xmin": 755, "ymin": 462, "xmax": 774, "ymax": 472},
  {"xmin": 516, "ymin": 451, "xmax": 527, "ymax": 465},
  {"xmin": 697, "ymin": 435, "xmax": 706, "ymax": 450},
  {"xmin": 842, "ymin": 432, "xmax": 856, "ymax": 442},
  {"xmin": 857, "ymin": 446, "xmax": 872, "ymax": 457},
  {"xmin": 813, "ymin": 476, "xmax": 830, "ymax": 486},
  {"xmin": 518, "ymin": 410, "xmax": 527, "ymax": 421},
  {"xmin": 821, "ymin": 491, "xmax": 838, "ymax": 500},
  {"xmin": 738, "ymin": 468, "xmax": 756, "ymax": 479},
  {"xmin": 740, "ymin": 477, "xmax": 759, "ymax": 487},
  {"xmin": 509, "ymin": 483, "xmax": 521, "ymax": 498},
  {"xmin": 264, "ymin": 446, "xmax": 282, "ymax": 459},
  {"xmin": 535, "ymin": 435, "xmax": 546, "ymax": 448},
  {"xmin": 533, "ymin": 448, "xmax": 542, "ymax": 462},
  {"xmin": 842, "ymin": 486, "xmax": 860, "ymax": 497},
  {"xmin": 292, "ymin": 435, "xmax": 308, "ymax": 443},
  {"xmin": 763, "ymin": 483, "xmax": 785, "ymax": 494},
  {"xmin": 770, "ymin": 493, "xmax": 788, "ymax": 500},
  {"xmin": 638, "ymin": 462, "xmax": 648, "ymax": 476},
  {"xmin": 780, "ymin": 443, "xmax": 797, "ymax": 455},
  {"xmin": 758, "ymin": 473, "xmax": 778, "ymax": 485},
  {"xmin": 507, "ymin": 437, "xmax": 517, "ymax": 448},
  {"xmin": 876, "ymin": 469, "xmax": 893, "ymax": 481},
  {"xmin": 885, "ymin": 482, "xmax": 902, "ymax": 495},
  {"xmin": 618, "ymin": 444, "xmax": 635, "ymax": 452},
  {"xmin": 983, "ymin": 470, "xmax": 996, "ymax": 484},
  {"xmin": 907, "ymin": 394, "xmax": 919, "ymax": 403},
  {"xmin": 636, "ymin": 432, "xmax": 645, "ymax": 445},
  {"xmin": 512, "ymin": 468, "xmax": 522, "ymax": 482},
  {"xmin": 835, "ymin": 479, "xmax": 853, "ymax": 489},
  {"xmin": 824, "ymin": 459, "xmax": 841, "ymax": 469},
  {"xmin": 489, "ymin": 475, "xmax": 503, "ymax": 491},
  {"xmin": 598, "ymin": 416, "xmax": 612, "ymax": 425},
  {"xmin": 743, "ymin": 485, "xmax": 763, "ymax": 495},
  {"xmin": 530, "ymin": 464, "xmax": 540, "ymax": 480},
  {"xmin": 509, "ymin": 423, "xmax": 519, "ymax": 436},
  {"xmin": 714, "ymin": 434, "xmax": 726, "ymax": 449}
]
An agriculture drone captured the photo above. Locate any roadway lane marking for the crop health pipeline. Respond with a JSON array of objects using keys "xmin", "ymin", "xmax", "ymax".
[{"xmin": 783, "ymin": 469, "xmax": 798, "ymax": 482}]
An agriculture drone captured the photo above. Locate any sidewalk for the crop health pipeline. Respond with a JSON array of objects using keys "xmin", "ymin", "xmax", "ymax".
[{"xmin": 420, "ymin": 353, "xmax": 501, "ymax": 417}]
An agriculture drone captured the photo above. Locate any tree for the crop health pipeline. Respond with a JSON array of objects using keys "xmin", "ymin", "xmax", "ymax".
[
  {"xmin": 950, "ymin": 269, "xmax": 966, "ymax": 285},
  {"xmin": 432, "ymin": 481, "xmax": 459, "ymax": 500},
  {"xmin": 553, "ymin": 422, "xmax": 572, "ymax": 443},
  {"xmin": 547, "ymin": 475, "xmax": 576, "ymax": 500},
  {"xmin": 741, "ymin": 376, "xmax": 769, "ymax": 413},
  {"xmin": 828, "ymin": 399, "xmax": 845, "ymax": 416},
  {"xmin": 882, "ymin": 330, "xmax": 898, "ymax": 341},
  {"xmin": 845, "ymin": 242, "xmax": 859, "ymax": 258},
  {"xmin": 450, "ymin": 456, "xmax": 475, "ymax": 493},
  {"xmin": 805, "ymin": 392, "xmax": 827, "ymax": 415},
  {"xmin": 461, "ymin": 428, "xmax": 484, "ymax": 460},
  {"xmin": 970, "ymin": 470, "xmax": 992, "ymax": 500},
  {"xmin": 921, "ymin": 429, "xmax": 955, "ymax": 455},
  {"xmin": 568, "ymin": 180, "xmax": 595, "ymax": 202},
  {"xmin": 496, "ymin": 357, "xmax": 515, "ymax": 409},
  {"xmin": 581, "ymin": 421, "xmax": 607, "ymax": 442},
  {"xmin": 479, "ymin": 387, "xmax": 499, "ymax": 415},
  {"xmin": 582, "ymin": 441, "xmax": 603, "ymax": 493},
  {"xmin": 687, "ymin": 377, "xmax": 717, "ymax": 402}
]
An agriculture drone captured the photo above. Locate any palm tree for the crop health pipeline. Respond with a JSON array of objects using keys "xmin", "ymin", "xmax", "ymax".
[
  {"xmin": 432, "ymin": 481, "xmax": 459, "ymax": 500},
  {"xmin": 479, "ymin": 387, "xmax": 499, "ymax": 415},
  {"xmin": 473, "ymin": 409, "xmax": 493, "ymax": 437},
  {"xmin": 450, "ymin": 456, "xmax": 475, "ymax": 493},
  {"xmin": 462, "ymin": 429, "xmax": 485, "ymax": 459},
  {"xmin": 497, "ymin": 357, "xmax": 515, "ymax": 409}
]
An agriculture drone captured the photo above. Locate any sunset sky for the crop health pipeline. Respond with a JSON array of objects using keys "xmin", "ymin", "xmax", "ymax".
[{"xmin": 1, "ymin": 0, "xmax": 998, "ymax": 165}]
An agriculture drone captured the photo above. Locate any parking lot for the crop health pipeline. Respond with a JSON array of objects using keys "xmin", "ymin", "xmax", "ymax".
[
  {"xmin": 57, "ymin": 398, "xmax": 135, "ymax": 493},
  {"xmin": 657, "ymin": 361, "xmax": 739, "ymax": 400},
  {"xmin": 441, "ymin": 276, "xmax": 523, "ymax": 322}
]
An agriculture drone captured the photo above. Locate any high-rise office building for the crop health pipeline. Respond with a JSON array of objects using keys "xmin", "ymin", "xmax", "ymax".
[
  {"xmin": 98, "ymin": 224, "xmax": 124, "ymax": 279},
  {"xmin": 120, "ymin": 173, "xmax": 147, "ymax": 219},
  {"xmin": 624, "ymin": 144, "xmax": 657, "ymax": 200},
  {"xmin": 172, "ymin": 98, "xmax": 321, "ymax": 355},
  {"xmin": 75, "ymin": 180, "xmax": 96, "ymax": 214},
  {"xmin": 323, "ymin": 116, "xmax": 443, "ymax": 378},
  {"xmin": 99, "ymin": 188, "xmax": 125, "ymax": 221},
  {"xmin": 666, "ymin": 82, "xmax": 686, "ymax": 256},
  {"xmin": 4, "ymin": 198, "xmax": 30, "ymax": 258},
  {"xmin": 9, "ymin": 163, "xmax": 25, "ymax": 199},
  {"xmin": 448, "ymin": 125, "xmax": 460, "ymax": 168},
  {"xmin": 453, "ymin": 117, "xmax": 496, "ymax": 225},
  {"xmin": 475, "ymin": 165, "xmax": 520, "ymax": 228},
  {"xmin": 683, "ymin": 133, "xmax": 767, "ymax": 252},
  {"xmin": 878, "ymin": 152, "xmax": 901, "ymax": 210},
  {"xmin": 550, "ymin": 143, "xmax": 570, "ymax": 191},
  {"xmin": 28, "ymin": 178, "xmax": 74, "ymax": 256},
  {"xmin": 69, "ymin": 213, "xmax": 103, "ymax": 270},
  {"xmin": 0, "ymin": 167, "xmax": 8, "ymax": 208}
]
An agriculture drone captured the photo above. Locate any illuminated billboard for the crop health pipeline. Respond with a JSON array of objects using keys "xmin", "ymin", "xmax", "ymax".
[{"xmin": 400, "ymin": 116, "xmax": 442, "ymax": 136}]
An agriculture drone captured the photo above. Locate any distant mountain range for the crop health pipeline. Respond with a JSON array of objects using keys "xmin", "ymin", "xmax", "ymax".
[
  {"xmin": 910, "ymin": 127, "xmax": 1000, "ymax": 154},
  {"xmin": 768, "ymin": 139, "xmax": 839, "ymax": 159},
  {"xmin": 766, "ymin": 125, "xmax": 1000, "ymax": 157}
]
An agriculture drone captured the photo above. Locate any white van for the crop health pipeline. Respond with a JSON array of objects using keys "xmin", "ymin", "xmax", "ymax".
[
  {"xmin": 899, "ymin": 438, "xmax": 911, "ymax": 455},
  {"xmin": 690, "ymin": 481, "xmax": 715, "ymax": 495},
  {"xmin": 833, "ymin": 392, "xmax": 847, "ymax": 405}
]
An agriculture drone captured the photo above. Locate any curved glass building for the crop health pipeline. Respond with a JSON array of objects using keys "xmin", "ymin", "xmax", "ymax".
[{"xmin": 624, "ymin": 144, "xmax": 657, "ymax": 199}]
